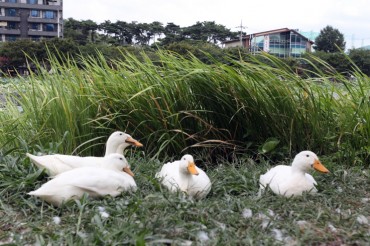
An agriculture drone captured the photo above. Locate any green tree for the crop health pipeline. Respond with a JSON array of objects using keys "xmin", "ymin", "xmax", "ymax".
[
  {"xmin": 314, "ymin": 25, "xmax": 346, "ymax": 52},
  {"xmin": 149, "ymin": 21, "xmax": 164, "ymax": 44},
  {"xmin": 132, "ymin": 22, "xmax": 152, "ymax": 45},
  {"xmin": 183, "ymin": 21, "xmax": 237, "ymax": 44},
  {"xmin": 349, "ymin": 48, "xmax": 370, "ymax": 76},
  {"xmin": 158, "ymin": 22, "xmax": 184, "ymax": 46},
  {"xmin": 100, "ymin": 21, "xmax": 134, "ymax": 45},
  {"xmin": 0, "ymin": 39, "xmax": 44, "ymax": 68},
  {"xmin": 64, "ymin": 18, "xmax": 89, "ymax": 45},
  {"xmin": 0, "ymin": 38, "xmax": 78, "ymax": 70},
  {"xmin": 80, "ymin": 19, "xmax": 99, "ymax": 43}
]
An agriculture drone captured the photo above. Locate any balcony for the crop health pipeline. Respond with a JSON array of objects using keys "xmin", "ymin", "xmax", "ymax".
[
  {"xmin": 28, "ymin": 17, "xmax": 58, "ymax": 24},
  {"xmin": 0, "ymin": 27, "xmax": 20, "ymax": 35},
  {"xmin": 28, "ymin": 29, "xmax": 58, "ymax": 36},
  {"xmin": 0, "ymin": 15, "xmax": 21, "ymax": 21},
  {"xmin": 0, "ymin": 3, "xmax": 62, "ymax": 11}
]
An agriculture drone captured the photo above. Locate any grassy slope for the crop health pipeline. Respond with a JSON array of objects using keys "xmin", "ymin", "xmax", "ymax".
[{"xmin": 0, "ymin": 153, "xmax": 369, "ymax": 245}]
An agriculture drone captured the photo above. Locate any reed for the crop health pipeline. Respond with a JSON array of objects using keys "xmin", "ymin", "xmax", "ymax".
[{"xmin": 0, "ymin": 49, "xmax": 368, "ymax": 164}]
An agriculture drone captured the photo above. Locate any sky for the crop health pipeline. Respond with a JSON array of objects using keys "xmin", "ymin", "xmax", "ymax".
[{"xmin": 63, "ymin": 0, "xmax": 370, "ymax": 49}]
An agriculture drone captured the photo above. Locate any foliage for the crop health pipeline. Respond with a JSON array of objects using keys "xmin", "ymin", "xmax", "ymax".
[
  {"xmin": 302, "ymin": 51, "xmax": 352, "ymax": 75},
  {"xmin": 181, "ymin": 21, "xmax": 238, "ymax": 44},
  {"xmin": 314, "ymin": 25, "xmax": 346, "ymax": 52},
  {"xmin": 348, "ymin": 48, "xmax": 370, "ymax": 76},
  {"xmin": 0, "ymin": 38, "xmax": 78, "ymax": 69},
  {"xmin": 0, "ymin": 51, "xmax": 369, "ymax": 165},
  {"xmin": 165, "ymin": 40, "xmax": 225, "ymax": 64},
  {"xmin": 64, "ymin": 18, "xmax": 99, "ymax": 45},
  {"xmin": 64, "ymin": 19, "xmax": 237, "ymax": 47},
  {"xmin": 158, "ymin": 22, "xmax": 184, "ymax": 46}
]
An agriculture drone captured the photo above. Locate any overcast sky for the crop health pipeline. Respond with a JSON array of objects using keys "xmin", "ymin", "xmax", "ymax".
[{"xmin": 63, "ymin": 0, "xmax": 370, "ymax": 49}]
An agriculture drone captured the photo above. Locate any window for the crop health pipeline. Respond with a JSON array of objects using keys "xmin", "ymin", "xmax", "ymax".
[
  {"xmin": 6, "ymin": 0, "xmax": 18, "ymax": 3},
  {"xmin": 7, "ymin": 21, "xmax": 17, "ymax": 29},
  {"xmin": 5, "ymin": 8, "xmax": 17, "ymax": 16},
  {"xmin": 30, "ymin": 23, "xmax": 40, "ymax": 30},
  {"xmin": 43, "ymin": 23, "xmax": 55, "ymax": 31},
  {"xmin": 5, "ymin": 35, "xmax": 17, "ymax": 41},
  {"xmin": 30, "ymin": 10, "xmax": 40, "ymax": 17},
  {"xmin": 27, "ymin": 0, "xmax": 38, "ymax": 4},
  {"xmin": 43, "ymin": 11, "xmax": 54, "ymax": 19}
]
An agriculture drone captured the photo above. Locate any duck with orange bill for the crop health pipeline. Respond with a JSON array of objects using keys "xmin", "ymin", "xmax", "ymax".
[
  {"xmin": 156, "ymin": 154, "xmax": 211, "ymax": 199},
  {"xmin": 28, "ymin": 153, "xmax": 137, "ymax": 207},
  {"xmin": 26, "ymin": 131, "xmax": 143, "ymax": 176},
  {"xmin": 259, "ymin": 150, "xmax": 329, "ymax": 197}
]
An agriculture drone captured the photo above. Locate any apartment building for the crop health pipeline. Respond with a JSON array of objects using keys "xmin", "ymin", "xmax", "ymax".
[{"xmin": 0, "ymin": 0, "xmax": 63, "ymax": 42}]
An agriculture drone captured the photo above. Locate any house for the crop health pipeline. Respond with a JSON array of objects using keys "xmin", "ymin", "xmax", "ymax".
[
  {"xmin": 224, "ymin": 28, "xmax": 314, "ymax": 57},
  {"xmin": 0, "ymin": 0, "xmax": 63, "ymax": 42}
]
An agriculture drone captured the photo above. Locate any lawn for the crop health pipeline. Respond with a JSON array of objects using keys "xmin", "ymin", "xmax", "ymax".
[{"xmin": 0, "ymin": 152, "xmax": 369, "ymax": 245}]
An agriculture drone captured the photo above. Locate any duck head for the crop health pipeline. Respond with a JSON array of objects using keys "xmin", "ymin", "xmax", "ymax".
[
  {"xmin": 106, "ymin": 131, "xmax": 143, "ymax": 155},
  {"xmin": 180, "ymin": 154, "xmax": 199, "ymax": 176},
  {"xmin": 292, "ymin": 151, "xmax": 329, "ymax": 173},
  {"xmin": 105, "ymin": 153, "xmax": 134, "ymax": 177}
]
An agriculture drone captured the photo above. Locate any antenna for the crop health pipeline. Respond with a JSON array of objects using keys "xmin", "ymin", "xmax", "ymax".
[{"xmin": 235, "ymin": 20, "xmax": 247, "ymax": 46}]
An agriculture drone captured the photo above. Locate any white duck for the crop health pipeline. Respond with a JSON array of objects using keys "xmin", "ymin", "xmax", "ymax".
[
  {"xmin": 26, "ymin": 131, "xmax": 143, "ymax": 176},
  {"xmin": 156, "ymin": 154, "xmax": 212, "ymax": 199},
  {"xmin": 28, "ymin": 153, "xmax": 137, "ymax": 207},
  {"xmin": 259, "ymin": 150, "xmax": 329, "ymax": 197}
]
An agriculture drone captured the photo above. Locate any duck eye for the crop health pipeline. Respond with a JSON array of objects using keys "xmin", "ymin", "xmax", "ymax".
[
  {"xmin": 120, "ymin": 158, "xmax": 123, "ymax": 160},
  {"xmin": 306, "ymin": 155, "xmax": 309, "ymax": 157}
]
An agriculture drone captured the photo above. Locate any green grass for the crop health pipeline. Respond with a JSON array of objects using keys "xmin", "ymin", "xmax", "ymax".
[
  {"xmin": 0, "ymin": 50, "xmax": 369, "ymax": 164},
  {"xmin": 0, "ymin": 152, "xmax": 369, "ymax": 245}
]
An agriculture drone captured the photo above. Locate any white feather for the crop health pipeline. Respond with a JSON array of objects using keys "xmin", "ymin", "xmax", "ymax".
[
  {"xmin": 156, "ymin": 154, "xmax": 211, "ymax": 199},
  {"xmin": 26, "ymin": 131, "xmax": 142, "ymax": 176}
]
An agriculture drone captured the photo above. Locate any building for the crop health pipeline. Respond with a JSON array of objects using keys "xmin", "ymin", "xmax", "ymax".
[
  {"xmin": 0, "ymin": 0, "xmax": 63, "ymax": 42},
  {"xmin": 224, "ymin": 28, "xmax": 314, "ymax": 58}
]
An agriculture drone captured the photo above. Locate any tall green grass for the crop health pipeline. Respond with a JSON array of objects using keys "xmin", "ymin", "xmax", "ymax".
[{"xmin": 0, "ymin": 49, "xmax": 368, "ymax": 164}]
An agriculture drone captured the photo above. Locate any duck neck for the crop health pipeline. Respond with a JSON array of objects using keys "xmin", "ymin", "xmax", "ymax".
[
  {"xmin": 105, "ymin": 142, "xmax": 126, "ymax": 156},
  {"xmin": 114, "ymin": 143, "xmax": 128, "ymax": 155},
  {"xmin": 291, "ymin": 162, "xmax": 307, "ymax": 175}
]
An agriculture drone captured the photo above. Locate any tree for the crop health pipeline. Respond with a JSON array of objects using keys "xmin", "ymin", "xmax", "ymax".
[
  {"xmin": 99, "ymin": 21, "xmax": 134, "ymax": 45},
  {"xmin": 0, "ymin": 39, "xmax": 44, "ymax": 68},
  {"xmin": 149, "ymin": 21, "xmax": 164, "ymax": 44},
  {"xmin": 349, "ymin": 48, "xmax": 370, "ymax": 76},
  {"xmin": 158, "ymin": 22, "xmax": 184, "ymax": 46},
  {"xmin": 80, "ymin": 19, "xmax": 99, "ymax": 43},
  {"xmin": 0, "ymin": 38, "xmax": 78, "ymax": 70},
  {"xmin": 314, "ymin": 25, "xmax": 346, "ymax": 52},
  {"xmin": 132, "ymin": 22, "xmax": 152, "ymax": 45},
  {"xmin": 64, "ymin": 18, "xmax": 89, "ymax": 45},
  {"xmin": 182, "ymin": 21, "xmax": 238, "ymax": 45}
]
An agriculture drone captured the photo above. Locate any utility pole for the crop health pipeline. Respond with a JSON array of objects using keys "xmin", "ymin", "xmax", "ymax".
[{"xmin": 235, "ymin": 20, "xmax": 247, "ymax": 47}]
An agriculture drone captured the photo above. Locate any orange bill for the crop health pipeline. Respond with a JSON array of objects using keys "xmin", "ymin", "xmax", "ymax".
[
  {"xmin": 125, "ymin": 137, "xmax": 143, "ymax": 147},
  {"xmin": 187, "ymin": 162, "xmax": 199, "ymax": 176},
  {"xmin": 313, "ymin": 159, "xmax": 329, "ymax": 173},
  {"xmin": 123, "ymin": 167, "xmax": 135, "ymax": 177}
]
